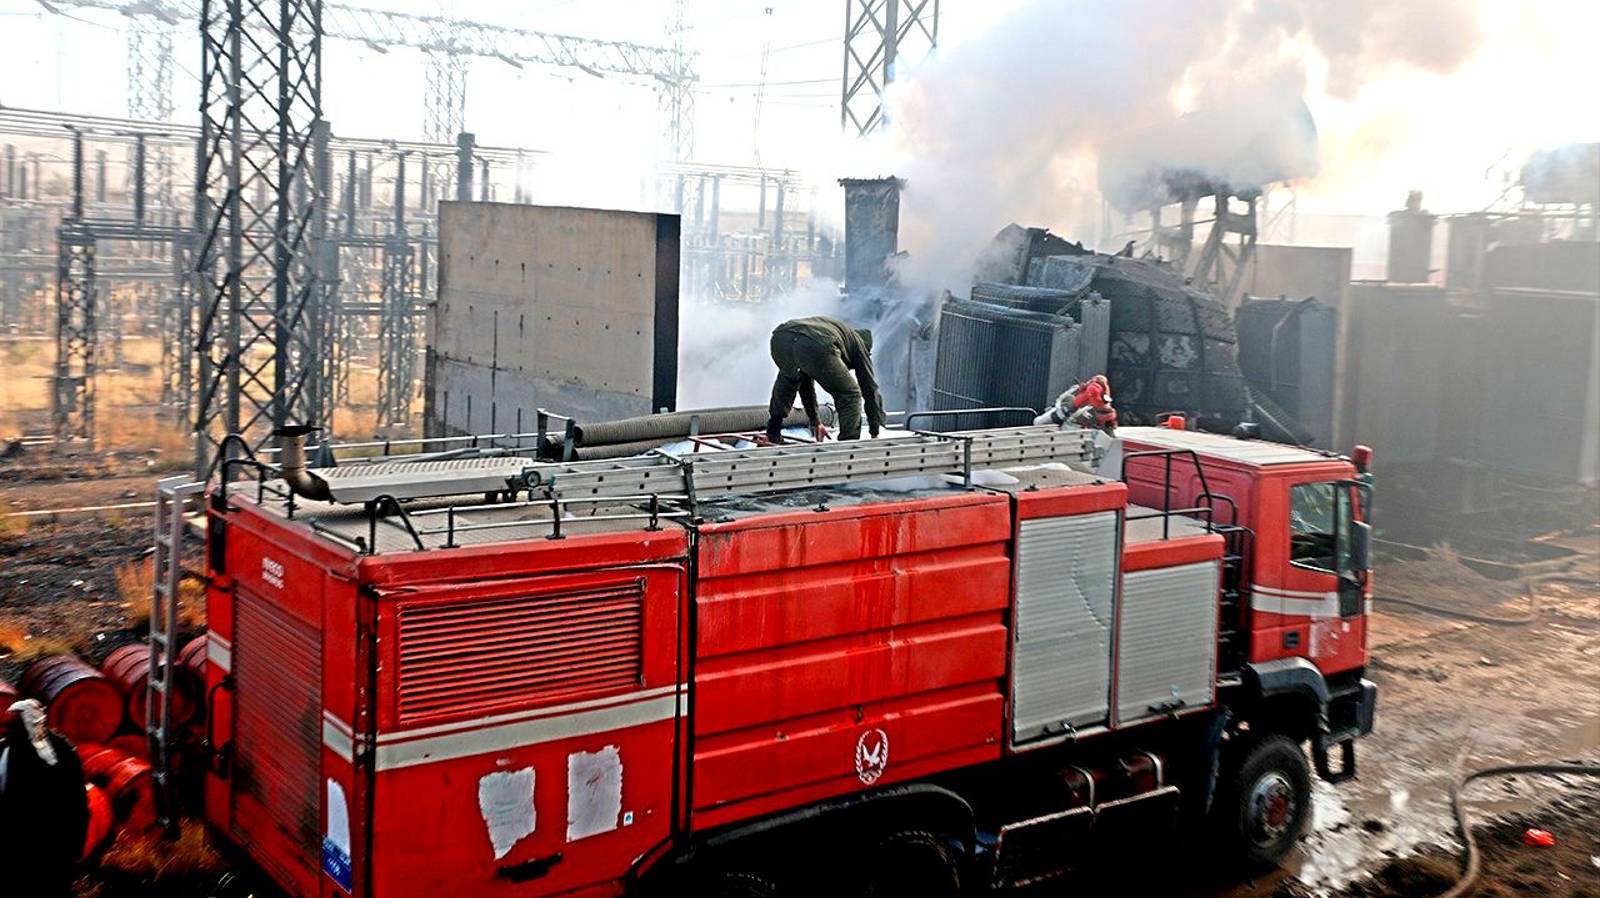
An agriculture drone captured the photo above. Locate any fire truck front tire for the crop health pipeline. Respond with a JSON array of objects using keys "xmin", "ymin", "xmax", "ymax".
[
  {"xmin": 855, "ymin": 829, "xmax": 962, "ymax": 898},
  {"xmin": 1212, "ymin": 734, "xmax": 1312, "ymax": 871}
]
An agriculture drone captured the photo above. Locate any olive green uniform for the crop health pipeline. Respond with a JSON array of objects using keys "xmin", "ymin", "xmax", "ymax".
[{"xmin": 767, "ymin": 316, "xmax": 886, "ymax": 441}]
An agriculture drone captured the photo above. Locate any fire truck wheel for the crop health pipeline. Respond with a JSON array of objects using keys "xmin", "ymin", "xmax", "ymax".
[
  {"xmin": 856, "ymin": 829, "xmax": 962, "ymax": 898},
  {"xmin": 1213, "ymin": 734, "xmax": 1311, "ymax": 870},
  {"xmin": 694, "ymin": 870, "xmax": 783, "ymax": 898}
]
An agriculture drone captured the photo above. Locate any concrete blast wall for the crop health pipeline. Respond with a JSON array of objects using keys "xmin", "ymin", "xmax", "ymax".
[{"xmin": 426, "ymin": 202, "xmax": 680, "ymax": 437}]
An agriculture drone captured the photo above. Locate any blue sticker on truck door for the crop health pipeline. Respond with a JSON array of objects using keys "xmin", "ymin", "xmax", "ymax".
[{"xmin": 323, "ymin": 779, "xmax": 353, "ymax": 892}]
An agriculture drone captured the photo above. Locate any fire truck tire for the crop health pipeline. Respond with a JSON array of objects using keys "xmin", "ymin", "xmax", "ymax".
[
  {"xmin": 1212, "ymin": 734, "xmax": 1311, "ymax": 871},
  {"xmin": 856, "ymin": 829, "xmax": 962, "ymax": 898},
  {"xmin": 693, "ymin": 870, "xmax": 783, "ymax": 898}
]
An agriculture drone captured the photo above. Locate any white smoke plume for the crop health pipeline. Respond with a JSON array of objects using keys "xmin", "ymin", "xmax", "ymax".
[
  {"xmin": 875, "ymin": 0, "xmax": 1484, "ymax": 291},
  {"xmin": 677, "ymin": 280, "xmax": 846, "ymax": 408},
  {"xmin": 674, "ymin": 0, "xmax": 1485, "ymax": 414}
]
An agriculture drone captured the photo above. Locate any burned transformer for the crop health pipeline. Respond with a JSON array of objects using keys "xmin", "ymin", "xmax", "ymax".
[{"xmin": 931, "ymin": 225, "xmax": 1249, "ymax": 431}]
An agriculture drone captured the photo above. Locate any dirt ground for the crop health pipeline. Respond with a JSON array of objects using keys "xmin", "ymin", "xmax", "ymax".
[
  {"xmin": 1274, "ymin": 789, "xmax": 1600, "ymax": 898},
  {"xmin": 1, "ymin": 467, "xmax": 1596, "ymax": 897}
]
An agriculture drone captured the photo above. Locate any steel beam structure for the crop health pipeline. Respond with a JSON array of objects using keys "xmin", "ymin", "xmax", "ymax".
[
  {"xmin": 841, "ymin": 0, "xmax": 938, "ymax": 137},
  {"xmin": 662, "ymin": 0, "xmax": 695, "ymax": 164},
  {"xmin": 40, "ymin": 1, "xmax": 692, "ymax": 151},
  {"xmin": 127, "ymin": 17, "xmax": 179, "ymax": 210},
  {"xmin": 375, "ymin": 154, "xmax": 415, "ymax": 428},
  {"xmin": 52, "ymin": 228, "xmax": 98, "ymax": 447},
  {"xmin": 192, "ymin": 0, "xmax": 326, "ymax": 476}
]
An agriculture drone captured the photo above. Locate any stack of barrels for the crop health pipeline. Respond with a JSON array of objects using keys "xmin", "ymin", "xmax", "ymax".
[{"xmin": 11, "ymin": 636, "xmax": 210, "ymax": 856}]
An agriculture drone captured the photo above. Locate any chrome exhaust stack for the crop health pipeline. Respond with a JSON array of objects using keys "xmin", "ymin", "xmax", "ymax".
[{"xmin": 273, "ymin": 425, "xmax": 333, "ymax": 502}]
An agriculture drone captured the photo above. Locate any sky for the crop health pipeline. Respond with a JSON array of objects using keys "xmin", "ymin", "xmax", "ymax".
[{"xmin": 0, "ymin": 0, "xmax": 1596, "ymax": 240}]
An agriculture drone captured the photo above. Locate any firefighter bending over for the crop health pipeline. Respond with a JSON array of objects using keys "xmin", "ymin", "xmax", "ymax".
[
  {"xmin": 766, "ymin": 316, "xmax": 887, "ymax": 443},
  {"xmin": 1036, "ymin": 374, "xmax": 1118, "ymax": 435}
]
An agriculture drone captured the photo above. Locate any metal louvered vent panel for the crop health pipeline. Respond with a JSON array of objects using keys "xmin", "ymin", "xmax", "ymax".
[
  {"xmin": 1115, "ymin": 561, "xmax": 1219, "ymax": 725},
  {"xmin": 933, "ymin": 300, "xmax": 1081, "ymax": 428},
  {"xmin": 1011, "ymin": 512, "xmax": 1119, "ymax": 744},
  {"xmin": 233, "ymin": 593, "xmax": 323, "ymax": 866},
  {"xmin": 397, "ymin": 582, "xmax": 645, "ymax": 722}
]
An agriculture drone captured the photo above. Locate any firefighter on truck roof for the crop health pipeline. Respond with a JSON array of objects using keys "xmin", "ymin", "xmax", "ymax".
[{"xmin": 765, "ymin": 315, "xmax": 887, "ymax": 444}]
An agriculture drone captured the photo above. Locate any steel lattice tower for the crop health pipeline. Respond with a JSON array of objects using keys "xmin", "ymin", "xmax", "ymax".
[
  {"xmin": 662, "ymin": 0, "xmax": 695, "ymax": 163},
  {"xmin": 193, "ymin": 0, "xmax": 328, "ymax": 476},
  {"xmin": 127, "ymin": 17, "xmax": 178, "ymax": 204},
  {"xmin": 841, "ymin": 0, "xmax": 938, "ymax": 137},
  {"xmin": 53, "ymin": 228, "xmax": 98, "ymax": 447},
  {"xmin": 375, "ymin": 153, "xmax": 415, "ymax": 428}
]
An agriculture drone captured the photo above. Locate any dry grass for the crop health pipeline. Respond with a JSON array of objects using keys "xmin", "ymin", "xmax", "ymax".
[
  {"xmin": 0, "ymin": 618, "xmax": 28, "ymax": 657},
  {"xmin": 118, "ymin": 559, "xmax": 205, "ymax": 632},
  {"xmin": 91, "ymin": 819, "xmax": 227, "ymax": 889},
  {"xmin": 99, "ymin": 410, "xmax": 191, "ymax": 457},
  {"xmin": 0, "ymin": 513, "xmax": 31, "ymax": 539},
  {"xmin": 0, "ymin": 334, "xmax": 413, "ymax": 453},
  {"xmin": 115, "ymin": 558, "xmax": 157, "ymax": 608},
  {"xmin": 6, "ymin": 634, "xmax": 82, "ymax": 666}
]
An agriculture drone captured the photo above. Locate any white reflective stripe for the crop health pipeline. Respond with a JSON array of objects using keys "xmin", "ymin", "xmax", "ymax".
[
  {"xmin": 323, "ymin": 716, "xmax": 354, "ymax": 763},
  {"xmin": 1254, "ymin": 583, "xmax": 1336, "ymax": 599},
  {"xmin": 373, "ymin": 684, "xmax": 682, "ymax": 745},
  {"xmin": 374, "ymin": 692, "xmax": 679, "ymax": 771},
  {"xmin": 206, "ymin": 632, "xmax": 233, "ymax": 672},
  {"xmin": 1249, "ymin": 590, "xmax": 1342, "ymax": 618}
]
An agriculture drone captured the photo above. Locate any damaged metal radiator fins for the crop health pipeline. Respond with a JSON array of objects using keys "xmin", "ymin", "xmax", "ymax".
[
  {"xmin": 966, "ymin": 284, "xmax": 1112, "ymax": 387},
  {"xmin": 930, "ymin": 299, "xmax": 1081, "ymax": 430},
  {"xmin": 970, "ymin": 282, "xmax": 1078, "ymax": 314}
]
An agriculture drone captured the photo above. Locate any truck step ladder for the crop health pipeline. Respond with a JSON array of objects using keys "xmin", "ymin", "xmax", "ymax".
[{"xmin": 147, "ymin": 475, "xmax": 206, "ymax": 831}]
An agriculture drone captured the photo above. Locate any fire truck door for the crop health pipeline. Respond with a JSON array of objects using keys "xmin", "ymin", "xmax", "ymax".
[{"xmin": 1269, "ymin": 480, "xmax": 1366, "ymax": 669}]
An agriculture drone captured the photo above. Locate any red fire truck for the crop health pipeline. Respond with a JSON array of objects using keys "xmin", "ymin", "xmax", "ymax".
[{"xmin": 189, "ymin": 420, "xmax": 1376, "ymax": 897}]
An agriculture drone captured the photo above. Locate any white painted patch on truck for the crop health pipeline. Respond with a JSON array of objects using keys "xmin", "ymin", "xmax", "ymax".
[
  {"xmin": 322, "ymin": 779, "xmax": 353, "ymax": 892},
  {"xmin": 478, "ymin": 767, "xmax": 537, "ymax": 860},
  {"xmin": 567, "ymin": 745, "xmax": 623, "ymax": 841}
]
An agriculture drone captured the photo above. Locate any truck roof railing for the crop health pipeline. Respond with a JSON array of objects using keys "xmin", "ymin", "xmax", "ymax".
[{"xmin": 220, "ymin": 424, "xmax": 1103, "ymax": 554}]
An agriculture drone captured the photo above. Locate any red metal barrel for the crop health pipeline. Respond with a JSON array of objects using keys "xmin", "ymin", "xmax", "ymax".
[
  {"xmin": 21, "ymin": 654, "xmax": 125, "ymax": 744},
  {"xmin": 101, "ymin": 643, "xmax": 198, "ymax": 729},
  {"xmin": 82, "ymin": 783, "xmax": 113, "ymax": 861},
  {"xmin": 77, "ymin": 743, "xmax": 157, "ymax": 833},
  {"xmin": 177, "ymin": 634, "xmax": 208, "ymax": 680},
  {"xmin": 0, "ymin": 677, "xmax": 18, "ymax": 726},
  {"xmin": 178, "ymin": 635, "xmax": 209, "ymax": 733},
  {"xmin": 107, "ymin": 732, "xmax": 151, "ymax": 760}
]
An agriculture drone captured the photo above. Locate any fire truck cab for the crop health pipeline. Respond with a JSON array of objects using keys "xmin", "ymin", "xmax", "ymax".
[{"xmin": 196, "ymin": 422, "xmax": 1375, "ymax": 897}]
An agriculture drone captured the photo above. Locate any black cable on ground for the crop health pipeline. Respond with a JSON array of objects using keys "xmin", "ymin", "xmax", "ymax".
[
  {"xmin": 1432, "ymin": 762, "xmax": 1600, "ymax": 898},
  {"xmin": 1371, "ymin": 594, "xmax": 1537, "ymax": 626},
  {"xmin": 1373, "ymin": 569, "xmax": 1595, "ymax": 627}
]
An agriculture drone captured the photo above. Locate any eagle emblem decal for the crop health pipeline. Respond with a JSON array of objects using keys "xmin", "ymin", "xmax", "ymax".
[{"xmin": 854, "ymin": 728, "xmax": 890, "ymax": 785}]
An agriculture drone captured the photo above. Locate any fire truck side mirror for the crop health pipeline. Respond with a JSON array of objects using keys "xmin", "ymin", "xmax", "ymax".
[{"xmin": 1349, "ymin": 521, "xmax": 1371, "ymax": 573}]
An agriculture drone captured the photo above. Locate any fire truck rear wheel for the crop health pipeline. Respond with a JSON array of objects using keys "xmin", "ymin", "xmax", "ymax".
[
  {"xmin": 856, "ymin": 829, "xmax": 962, "ymax": 898},
  {"xmin": 1213, "ymin": 734, "xmax": 1311, "ymax": 871},
  {"xmin": 693, "ymin": 870, "xmax": 783, "ymax": 898}
]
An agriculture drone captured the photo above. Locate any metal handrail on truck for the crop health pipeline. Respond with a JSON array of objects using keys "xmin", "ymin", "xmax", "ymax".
[{"xmin": 212, "ymin": 424, "xmax": 1102, "ymax": 554}]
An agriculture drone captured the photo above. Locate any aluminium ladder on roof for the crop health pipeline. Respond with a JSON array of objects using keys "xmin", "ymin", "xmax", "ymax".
[
  {"xmin": 148, "ymin": 475, "xmax": 206, "ymax": 832},
  {"xmin": 526, "ymin": 425, "xmax": 1101, "ymax": 505}
]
